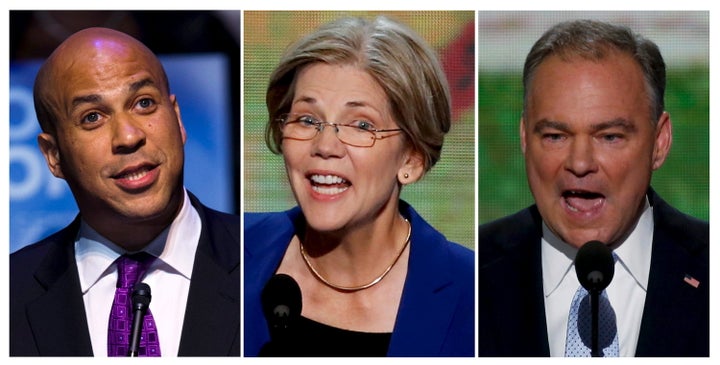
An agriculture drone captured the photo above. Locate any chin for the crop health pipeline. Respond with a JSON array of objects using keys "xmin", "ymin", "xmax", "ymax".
[
  {"xmin": 559, "ymin": 229, "xmax": 609, "ymax": 248},
  {"xmin": 303, "ymin": 215, "xmax": 345, "ymax": 233},
  {"xmin": 120, "ymin": 195, "xmax": 179, "ymax": 220}
]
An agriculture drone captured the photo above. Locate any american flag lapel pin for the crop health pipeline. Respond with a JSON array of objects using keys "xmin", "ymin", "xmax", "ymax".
[{"xmin": 684, "ymin": 274, "xmax": 700, "ymax": 288}]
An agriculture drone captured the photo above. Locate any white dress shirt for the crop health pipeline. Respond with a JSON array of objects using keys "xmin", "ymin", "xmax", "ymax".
[
  {"xmin": 542, "ymin": 198, "xmax": 653, "ymax": 357},
  {"xmin": 75, "ymin": 189, "xmax": 201, "ymax": 356}
]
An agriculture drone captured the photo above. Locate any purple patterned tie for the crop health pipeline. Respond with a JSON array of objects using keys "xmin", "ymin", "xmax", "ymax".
[{"xmin": 107, "ymin": 253, "xmax": 161, "ymax": 356}]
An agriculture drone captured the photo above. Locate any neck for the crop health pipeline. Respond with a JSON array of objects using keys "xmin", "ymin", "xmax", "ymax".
[
  {"xmin": 102, "ymin": 221, "xmax": 169, "ymax": 252},
  {"xmin": 300, "ymin": 212, "xmax": 410, "ymax": 288},
  {"xmin": 303, "ymin": 210, "xmax": 407, "ymax": 253},
  {"xmin": 87, "ymin": 191, "xmax": 185, "ymax": 251}
]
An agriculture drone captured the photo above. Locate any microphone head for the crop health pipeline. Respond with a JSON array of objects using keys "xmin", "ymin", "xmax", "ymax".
[
  {"xmin": 574, "ymin": 240, "xmax": 615, "ymax": 292},
  {"xmin": 261, "ymin": 274, "xmax": 302, "ymax": 333},
  {"xmin": 131, "ymin": 282, "xmax": 152, "ymax": 310}
]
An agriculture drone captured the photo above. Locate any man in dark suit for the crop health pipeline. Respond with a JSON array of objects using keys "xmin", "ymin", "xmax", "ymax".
[
  {"xmin": 10, "ymin": 27, "xmax": 240, "ymax": 356},
  {"xmin": 477, "ymin": 19, "xmax": 708, "ymax": 357}
]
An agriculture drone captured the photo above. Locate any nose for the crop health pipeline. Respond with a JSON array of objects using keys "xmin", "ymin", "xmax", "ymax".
[
  {"xmin": 564, "ymin": 136, "xmax": 598, "ymax": 177},
  {"xmin": 310, "ymin": 122, "xmax": 345, "ymax": 158},
  {"xmin": 112, "ymin": 113, "xmax": 146, "ymax": 153}
]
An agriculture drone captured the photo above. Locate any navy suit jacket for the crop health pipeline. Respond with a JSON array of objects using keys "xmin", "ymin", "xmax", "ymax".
[
  {"xmin": 477, "ymin": 189, "xmax": 708, "ymax": 357},
  {"xmin": 244, "ymin": 201, "xmax": 475, "ymax": 356},
  {"xmin": 10, "ymin": 192, "xmax": 240, "ymax": 356}
]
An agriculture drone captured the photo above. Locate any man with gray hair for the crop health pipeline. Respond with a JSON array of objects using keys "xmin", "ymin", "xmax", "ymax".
[{"xmin": 478, "ymin": 19, "xmax": 708, "ymax": 357}]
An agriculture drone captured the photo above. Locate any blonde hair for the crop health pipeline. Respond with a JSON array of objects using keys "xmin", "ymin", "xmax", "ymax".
[{"xmin": 265, "ymin": 16, "xmax": 451, "ymax": 172}]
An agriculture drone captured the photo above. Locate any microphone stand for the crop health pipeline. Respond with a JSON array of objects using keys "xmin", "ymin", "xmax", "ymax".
[
  {"xmin": 128, "ymin": 312, "xmax": 145, "ymax": 357},
  {"xmin": 591, "ymin": 288, "xmax": 600, "ymax": 357},
  {"xmin": 574, "ymin": 241, "xmax": 615, "ymax": 358}
]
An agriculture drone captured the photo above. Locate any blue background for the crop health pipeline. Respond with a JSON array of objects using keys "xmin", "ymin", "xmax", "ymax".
[{"xmin": 9, "ymin": 54, "xmax": 234, "ymax": 253}]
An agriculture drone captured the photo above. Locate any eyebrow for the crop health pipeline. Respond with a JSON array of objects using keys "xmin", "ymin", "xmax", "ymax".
[
  {"xmin": 293, "ymin": 95, "xmax": 316, "ymax": 106},
  {"xmin": 533, "ymin": 119, "xmax": 570, "ymax": 134},
  {"xmin": 70, "ymin": 78, "xmax": 158, "ymax": 110},
  {"xmin": 294, "ymin": 96, "xmax": 376, "ymax": 108},
  {"xmin": 533, "ymin": 118, "xmax": 638, "ymax": 134},
  {"xmin": 590, "ymin": 118, "xmax": 638, "ymax": 133},
  {"xmin": 345, "ymin": 100, "xmax": 371, "ymax": 109},
  {"xmin": 129, "ymin": 78, "xmax": 156, "ymax": 93},
  {"xmin": 71, "ymin": 94, "xmax": 102, "ymax": 109}
]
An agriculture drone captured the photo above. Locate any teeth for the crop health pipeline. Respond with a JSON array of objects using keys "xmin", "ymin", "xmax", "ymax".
[
  {"xmin": 121, "ymin": 169, "xmax": 148, "ymax": 181},
  {"xmin": 312, "ymin": 185, "xmax": 349, "ymax": 195},
  {"xmin": 310, "ymin": 174, "xmax": 346, "ymax": 185},
  {"xmin": 309, "ymin": 174, "xmax": 348, "ymax": 195}
]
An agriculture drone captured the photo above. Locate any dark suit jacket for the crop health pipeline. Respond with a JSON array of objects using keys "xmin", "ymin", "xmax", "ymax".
[
  {"xmin": 477, "ymin": 189, "xmax": 708, "ymax": 357},
  {"xmin": 244, "ymin": 201, "xmax": 475, "ymax": 356},
  {"xmin": 10, "ymin": 192, "xmax": 240, "ymax": 356}
]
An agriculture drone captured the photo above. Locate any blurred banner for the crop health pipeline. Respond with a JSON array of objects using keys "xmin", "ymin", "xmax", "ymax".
[{"xmin": 10, "ymin": 55, "xmax": 234, "ymax": 253}]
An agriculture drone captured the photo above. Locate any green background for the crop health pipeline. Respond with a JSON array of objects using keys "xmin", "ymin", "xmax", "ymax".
[{"xmin": 477, "ymin": 12, "xmax": 709, "ymax": 224}]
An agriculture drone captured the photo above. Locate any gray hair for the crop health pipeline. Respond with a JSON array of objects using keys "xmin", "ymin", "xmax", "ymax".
[{"xmin": 523, "ymin": 19, "xmax": 666, "ymax": 124}]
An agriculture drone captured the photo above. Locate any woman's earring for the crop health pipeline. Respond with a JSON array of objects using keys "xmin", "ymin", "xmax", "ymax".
[{"xmin": 403, "ymin": 173, "xmax": 409, "ymax": 179}]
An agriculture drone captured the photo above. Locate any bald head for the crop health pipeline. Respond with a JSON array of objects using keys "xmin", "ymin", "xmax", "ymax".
[{"xmin": 33, "ymin": 27, "xmax": 170, "ymax": 134}]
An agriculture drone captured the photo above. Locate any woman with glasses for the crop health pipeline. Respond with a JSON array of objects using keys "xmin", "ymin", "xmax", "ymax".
[{"xmin": 244, "ymin": 15, "xmax": 474, "ymax": 357}]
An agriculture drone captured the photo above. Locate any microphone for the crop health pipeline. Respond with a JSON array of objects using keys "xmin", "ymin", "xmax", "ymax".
[
  {"xmin": 575, "ymin": 240, "xmax": 615, "ymax": 292},
  {"xmin": 259, "ymin": 274, "xmax": 302, "ymax": 356},
  {"xmin": 128, "ymin": 282, "xmax": 152, "ymax": 357},
  {"xmin": 574, "ymin": 240, "xmax": 615, "ymax": 357}
]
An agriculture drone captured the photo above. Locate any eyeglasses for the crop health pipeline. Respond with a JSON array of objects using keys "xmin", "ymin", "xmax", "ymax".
[{"xmin": 278, "ymin": 113, "xmax": 403, "ymax": 148}]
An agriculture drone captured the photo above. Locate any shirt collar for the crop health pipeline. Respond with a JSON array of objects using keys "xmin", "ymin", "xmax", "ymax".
[
  {"xmin": 613, "ymin": 199, "xmax": 654, "ymax": 291},
  {"xmin": 541, "ymin": 196, "xmax": 653, "ymax": 296},
  {"xmin": 76, "ymin": 189, "xmax": 201, "ymax": 293},
  {"xmin": 541, "ymin": 222, "xmax": 576, "ymax": 297}
]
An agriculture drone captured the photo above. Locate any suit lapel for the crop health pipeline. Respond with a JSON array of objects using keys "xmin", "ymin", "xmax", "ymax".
[
  {"xmin": 482, "ymin": 241, "xmax": 549, "ymax": 356},
  {"xmin": 389, "ymin": 217, "xmax": 451, "ymax": 355},
  {"xmin": 28, "ymin": 219, "xmax": 94, "ymax": 355},
  {"xmin": 244, "ymin": 208, "xmax": 300, "ymax": 300},
  {"xmin": 178, "ymin": 196, "xmax": 240, "ymax": 356},
  {"xmin": 388, "ymin": 207, "xmax": 467, "ymax": 356},
  {"xmin": 478, "ymin": 206, "xmax": 550, "ymax": 356},
  {"xmin": 243, "ymin": 207, "xmax": 303, "ymax": 356},
  {"xmin": 635, "ymin": 191, "xmax": 709, "ymax": 356}
]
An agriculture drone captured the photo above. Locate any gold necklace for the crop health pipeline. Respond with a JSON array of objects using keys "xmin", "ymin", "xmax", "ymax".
[{"xmin": 299, "ymin": 218, "xmax": 411, "ymax": 292}]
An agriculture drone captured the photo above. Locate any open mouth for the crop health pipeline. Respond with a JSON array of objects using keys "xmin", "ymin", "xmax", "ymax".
[
  {"xmin": 116, "ymin": 167, "xmax": 151, "ymax": 181},
  {"xmin": 111, "ymin": 164, "xmax": 159, "ymax": 190},
  {"xmin": 114, "ymin": 165, "xmax": 155, "ymax": 180},
  {"xmin": 309, "ymin": 174, "xmax": 351, "ymax": 195},
  {"xmin": 562, "ymin": 190, "xmax": 605, "ymax": 213}
]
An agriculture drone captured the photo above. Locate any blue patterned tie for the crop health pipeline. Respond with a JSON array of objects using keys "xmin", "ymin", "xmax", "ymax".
[
  {"xmin": 565, "ymin": 286, "xmax": 619, "ymax": 356},
  {"xmin": 107, "ymin": 253, "xmax": 161, "ymax": 356}
]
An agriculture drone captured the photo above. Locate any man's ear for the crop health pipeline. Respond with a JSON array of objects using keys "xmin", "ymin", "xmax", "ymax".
[
  {"xmin": 170, "ymin": 94, "xmax": 187, "ymax": 145},
  {"xmin": 520, "ymin": 117, "xmax": 528, "ymax": 155},
  {"xmin": 652, "ymin": 111, "xmax": 673, "ymax": 170},
  {"xmin": 38, "ymin": 132, "xmax": 64, "ymax": 179}
]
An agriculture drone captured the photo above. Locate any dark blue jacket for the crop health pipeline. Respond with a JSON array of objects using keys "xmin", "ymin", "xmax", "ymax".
[
  {"xmin": 244, "ymin": 201, "xmax": 474, "ymax": 356},
  {"xmin": 10, "ymin": 193, "xmax": 240, "ymax": 356},
  {"xmin": 477, "ymin": 189, "xmax": 708, "ymax": 357}
]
